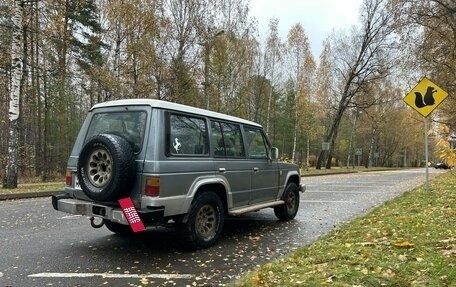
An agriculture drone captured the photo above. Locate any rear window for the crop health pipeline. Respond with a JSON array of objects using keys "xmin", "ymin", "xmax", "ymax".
[{"xmin": 86, "ymin": 111, "xmax": 147, "ymax": 153}]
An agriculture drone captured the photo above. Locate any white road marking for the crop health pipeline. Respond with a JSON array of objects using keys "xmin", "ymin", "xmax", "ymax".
[
  {"xmin": 28, "ymin": 272, "xmax": 194, "ymax": 279},
  {"xmin": 306, "ymin": 182, "xmax": 393, "ymax": 187},
  {"xmin": 301, "ymin": 200, "xmax": 352, "ymax": 203},
  {"xmin": 305, "ymin": 191, "xmax": 374, "ymax": 194},
  {"xmin": 58, "ymin": 215, "xmax": 82, "ymax": 219}
]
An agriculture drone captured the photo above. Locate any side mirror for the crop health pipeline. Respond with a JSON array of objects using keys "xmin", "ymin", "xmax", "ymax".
[{"xmin": 270, "ymin": 147, "xmax": 279, "ymax": 161}]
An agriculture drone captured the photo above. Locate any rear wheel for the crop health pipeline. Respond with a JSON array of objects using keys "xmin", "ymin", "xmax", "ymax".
[
  {"xmin": 178, "ymin": 192, "xmax": 224, "ymax": 250},
  {"xmin": 274, "ymin": 182, "xmax": 300, "ymax": 221}
]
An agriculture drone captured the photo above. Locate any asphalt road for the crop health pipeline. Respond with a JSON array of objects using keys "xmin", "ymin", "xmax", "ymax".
[{"xmin": 0, "ymin": 168, "xmax": 444, "ymax": 287}]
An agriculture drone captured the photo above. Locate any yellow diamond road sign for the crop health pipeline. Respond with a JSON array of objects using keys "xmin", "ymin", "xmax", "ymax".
[{"xmin": 404, "ymin": 77, "xmax": 448, "ymax": 117}]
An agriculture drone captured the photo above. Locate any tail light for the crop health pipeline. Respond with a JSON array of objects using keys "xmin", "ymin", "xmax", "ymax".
[
  {"xmin": 145, "ymin": 177, "xmax": 160, "ymax": 197},
  {"xmin": 65, "ymin": 169, "xmax": 72, "ymax": 186}
]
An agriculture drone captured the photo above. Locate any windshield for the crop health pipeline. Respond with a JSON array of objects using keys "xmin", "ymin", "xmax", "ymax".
[{"xmin": 86, "ymin": 111, "xmax": 147, "ymax": 153}]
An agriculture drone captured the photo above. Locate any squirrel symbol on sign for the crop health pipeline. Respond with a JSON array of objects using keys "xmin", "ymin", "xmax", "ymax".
[{"xmin": 415, "ymin": 86, "xmax": 436, "ymax": 108}]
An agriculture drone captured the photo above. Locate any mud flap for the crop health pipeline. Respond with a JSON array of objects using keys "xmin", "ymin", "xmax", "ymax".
[{"xmin": 118, "ymin": 197, "xmax": 146, "ymax": 232}]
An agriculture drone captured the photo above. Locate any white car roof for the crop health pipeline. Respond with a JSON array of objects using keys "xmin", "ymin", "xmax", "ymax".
[{"xmin": 91, "ymin": 99, "xmax": 262, "ymax": 128}]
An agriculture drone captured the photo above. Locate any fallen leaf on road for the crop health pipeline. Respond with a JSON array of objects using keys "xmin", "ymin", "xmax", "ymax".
[{"xmin": 140, "ymin": 277, "xmax": 149, "ymax": 285}]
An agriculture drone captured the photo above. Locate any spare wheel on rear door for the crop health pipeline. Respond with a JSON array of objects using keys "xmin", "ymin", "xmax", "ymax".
[{"xmin": 77, "ymin": 134, "xmax": 136, "ymax": 202}]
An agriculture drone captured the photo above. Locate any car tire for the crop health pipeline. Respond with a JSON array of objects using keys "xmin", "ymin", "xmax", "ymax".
[
  {"xmin": 104, "ymin": 220, "xmax": 134, "ymax": 236},
  {"xmin": 274, "ymin": 182, "xmax": 300, "ymax": 221},
  {"xmin": 178, "ymin": 192, "xmax": 224, "ymax": 250},
  {"xmin": 77, "ymin": 134, "xmax": 136, "ymax": 202}
]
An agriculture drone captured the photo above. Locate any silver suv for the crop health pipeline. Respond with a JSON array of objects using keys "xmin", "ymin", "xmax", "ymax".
[{"xmin": 52, "ymin": 99, "xmax": 305, "ymax": 249}]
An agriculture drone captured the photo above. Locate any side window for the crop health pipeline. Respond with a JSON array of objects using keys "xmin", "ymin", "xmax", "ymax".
[
  {"xmin": 244, "ymin": 127, "xmax": 268, "ymax": 159},
  {"xmin": 211, "ymin": 122, "xmax": 224, "ymax": 156},
  {"xmin": 211, "ymin": 121, "xmax": 245, "ymax": 157},
  {"xmin": 168, "ymin": 114, "xmax": 209, "ymax": 156}
]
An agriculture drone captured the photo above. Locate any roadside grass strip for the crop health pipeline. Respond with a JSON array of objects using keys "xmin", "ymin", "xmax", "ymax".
[
  {"xmin": 0, "ymin": 182, "xmax": 63, "ymax": 195},
  {"xmin": 235, "ymin": 172, "xmax": 456, "ymax": 287}
]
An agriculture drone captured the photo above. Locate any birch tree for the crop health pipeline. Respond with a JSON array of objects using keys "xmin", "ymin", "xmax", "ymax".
[
  {"xmin": 264, "ymin": 18, "xmax": 283, "ymax": 135},
  {"xmin": 0, "ymin": 3, "xmax": 11, "ymax": 175},
  {"xmin": 314, "ymin": 40, "xmax": 334, "ymax": 165},
  {"xmin": 3, "ymin": 0, "xmax": 23, "ymax": 188},
  {"xmin": 286, "ymin": 23, "xmax": 311, "ymax": 162}
]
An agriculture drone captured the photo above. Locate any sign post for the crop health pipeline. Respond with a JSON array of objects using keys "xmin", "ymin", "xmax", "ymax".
[
  {"xmin": 403, "ymin": 77, "xmax": 448, "ymax": 191},
  {"xmin": 424, "ymin": 118, "xmax": 429, "ymax": 190},
  {"xmin": 355, "ymin": 148, "xmax": 362, "ymax": 166}
]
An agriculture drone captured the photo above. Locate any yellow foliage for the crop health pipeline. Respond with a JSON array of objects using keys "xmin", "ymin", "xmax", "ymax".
[
  {"xmin": 251, "ymin": 274, "xmax": 261, "ymax": 286},
  {"xmin": 435, "ymin": 125, "xmax": 456, "ymax": 167},
  {"xmin": 392, "ymin": 240, "xmax": 414, "ymax": 248}
]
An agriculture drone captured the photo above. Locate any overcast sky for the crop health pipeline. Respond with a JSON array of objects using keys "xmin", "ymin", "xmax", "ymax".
[{"xmin": 249, "ymin": 0, "xmax": 362, "ymax": 57}]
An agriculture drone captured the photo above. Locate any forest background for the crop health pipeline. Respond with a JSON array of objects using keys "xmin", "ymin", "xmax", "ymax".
[{"xmin": 1, "ymin": 0, "xmax": 455, "ymax": 187}]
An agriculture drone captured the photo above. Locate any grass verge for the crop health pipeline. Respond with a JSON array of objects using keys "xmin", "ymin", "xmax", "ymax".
[
  {"xmin": 235, "ymin": 172, "xmax": 456, "ymax": 287},
  {"xmin": 0, "ymin": 182, "xmax": 64, "ymax": 195},
  {"xmin": 302, "ymin": 166, "xmax": 400, "ymax": 176}
]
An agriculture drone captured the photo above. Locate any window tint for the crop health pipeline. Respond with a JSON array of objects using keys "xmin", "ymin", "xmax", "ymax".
[
  {"xmin": 244, "ymin": 127, "xmax": 268, "ymax": 158},
  {"xmin": 86, "ymin": 111, "xmax": 147, "ymax": 153},
  {"xmin": 169, "ymin": 114, "xmax": 209, "ymax": 156},
  {"xmin": 211, "ymin": 121, "xmax": 245, "ymax": 157}
]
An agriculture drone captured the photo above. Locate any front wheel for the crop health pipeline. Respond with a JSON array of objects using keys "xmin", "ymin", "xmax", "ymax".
[
  {"xmin": 274, "ymin": 182, "xmax": 300, "ymax": 221},
  {"xmin": 178, "ymin": 192, "xmax": 224, "ymax": 250}
]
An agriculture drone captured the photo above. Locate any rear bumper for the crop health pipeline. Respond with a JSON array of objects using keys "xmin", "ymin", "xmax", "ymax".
[
  {"xmin": 299, "ymin": 183, "xmax": 306, "ymax": 193},
  {"xmin": 52, "ymin": 194, "xmax": 165, "ymax": 225}
]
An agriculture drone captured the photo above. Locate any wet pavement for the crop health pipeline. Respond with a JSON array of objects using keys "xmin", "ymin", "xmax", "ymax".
[{"xmin": 0, "ymin": 168, "xmax": 443, "ymax": 287}]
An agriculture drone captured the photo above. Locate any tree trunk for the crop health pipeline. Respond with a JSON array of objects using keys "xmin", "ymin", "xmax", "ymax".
[
  {"xmin": 42, "ymin": 67, "xmax": 50, "ymax": 181},
  {"xmin": 316, "ymin": 98, "xmax": 346, "ymax": 169},
  {"xmin": 32, "ymin": 0, "xmax": 43, "ymax": 177},
  {"xmin": 265, "ymin": 59, "xmax": 275, "ymax": 136},
  {"xmin": 18, "ymin": 17, "xmax": 28, "ymax": 176},
  {"xmin": 325, "ymin": 104, "xmax": 345, "ymax": 169},
  {"xmin": 4, "ymin": 0, "xmax": 24, "ymax": 188},
  {"xmin": 316, "ymin": 150, "xmax": 326, "ymax": 170},
  {"xmin": 291, "ymin": 92, "xmax": 298, "ymax": 162}
]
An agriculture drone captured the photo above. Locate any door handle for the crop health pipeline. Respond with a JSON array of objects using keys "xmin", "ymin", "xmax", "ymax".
[
  {"xmin": 253, "ymin": 167, "xmax": 259, "ymax": 172},
  {"xmin": 218, "ymin": 168, "xmax": 226, "ymax": 173}
]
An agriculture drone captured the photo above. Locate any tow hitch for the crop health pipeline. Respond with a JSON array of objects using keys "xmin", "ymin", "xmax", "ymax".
[{"xmin": 89, "ymin": 216, "xmax": 105, "ymax": 228}]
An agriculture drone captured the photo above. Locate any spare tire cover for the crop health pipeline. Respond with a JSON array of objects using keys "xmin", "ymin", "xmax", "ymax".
[{"xmin": 77, "ymin": 134, "xmax": 136, "ymax": 202}]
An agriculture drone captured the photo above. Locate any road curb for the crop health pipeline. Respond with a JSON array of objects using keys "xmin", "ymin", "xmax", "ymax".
[
  {"xmin": 302, "ymin": 171, "xmax": 357, "ymax": 177},
  {"xmin": 0, "ymin": 190, "xmax": 60, "ymax": 201},
  {"xmin": 301, "ymin": 168, "xmax": 402, "ymax": 177}
]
